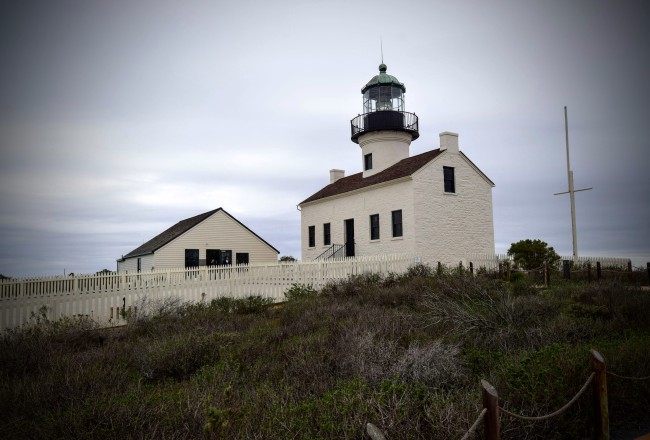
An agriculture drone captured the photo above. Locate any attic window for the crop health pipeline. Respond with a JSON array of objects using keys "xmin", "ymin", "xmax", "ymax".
[
  {"xmin": 364, "ymin": 153, "xmax": 373, "ymax": 171},
  {"xmin": 443, "ymin": 166, "xmax": 455, "ymax": 193}
]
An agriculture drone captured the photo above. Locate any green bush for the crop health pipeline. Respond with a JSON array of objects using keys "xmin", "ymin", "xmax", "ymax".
[
  {"xmin": 210, "ymin": 295, "xmax": 275, "ymax": 315},
  {"xmin": 284, "ymin": 282, "xmax": 318, "ymax": 301},
  {"xmin": 138, "ymin": 333, "xmax": 224, "ymax": 382}
]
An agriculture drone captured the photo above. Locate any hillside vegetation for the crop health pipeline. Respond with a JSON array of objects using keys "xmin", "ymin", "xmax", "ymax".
[{"xmin": 1, "ymin": 267, "xmax": 649, "ymax": 439}]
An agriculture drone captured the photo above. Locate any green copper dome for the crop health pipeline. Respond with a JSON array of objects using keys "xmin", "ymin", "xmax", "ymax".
[{"xmin": 361, "ymin": 64, "xmax": 406, "ymax": 93}]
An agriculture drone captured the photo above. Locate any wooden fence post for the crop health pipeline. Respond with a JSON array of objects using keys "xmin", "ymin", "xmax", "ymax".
[
  {"xmin": 544, "ymin": 262, "xmax": 550, "ymax": 286},
  {"xmin": 437, "ymin": 261, "xmax": 442, "ymax": 275},
  {"xmin": 647, "ymin": 262, "xmax": 650, "ymax": 285},
  {"xmin": 591, "ymin": 350, "xmax": 609, "ymax": 440},
  {"xmin": 627, "ymin": 261, "xmax": 633, "ymax": 282},
  {"xmin": 470, "ymin": 261, "xmax": 474, "ymax": 275},
  {"xmin": 498, "ymin": 263, "xmax": 504, "ymax": 280},
  {"xmin": 366, "ymin": 423, "xmax": 387, "ymax": 440},
  {"xmin": 587, "ymin": 261, "xmax": 592, "ymax": 282},
  {"xmin": 563, "ymin": 260, "xmax": 571, "ymax": 280},
  {"xmin": 481, "ymin": 380, "xmax": 500, "ymax": 440},
  {"xmin": 596, "ymin": 262, "xmax": 602, "ymax": 281}
]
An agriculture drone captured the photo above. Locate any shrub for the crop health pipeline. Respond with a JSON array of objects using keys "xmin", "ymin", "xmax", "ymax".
[
  {"xmin": 507, "ymin": 238, "xmax": 560, "ymax": 270},
  {"xmin": 320, "ymin": 273, "xmax": 383, "ymax": 297},
  {"xmin": 137, "ymin": 332, "xmax": 225, "ymax": 382},
  {"xmin": 284, "ymin": 283, "xmax": 318, "ymax": 301},
  {"xmin": 405, "ymin": 263, "xmax": 434, "ymax": 279},
  {"xmin": 210, "ymin": 295, "xmax": 275, "ymax": 315}
]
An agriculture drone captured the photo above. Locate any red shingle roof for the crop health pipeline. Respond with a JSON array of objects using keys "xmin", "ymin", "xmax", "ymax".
[{"xmin": 300, "ymin": 149, "xmax": 444, "ymax": 205}]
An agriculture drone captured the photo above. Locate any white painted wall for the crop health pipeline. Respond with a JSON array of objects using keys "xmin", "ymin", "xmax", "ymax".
[
  {"xmin": 301, "ymin": 179, "xmax": 415, "ymax": 260},
  {"xmin": 412, "ymin": 149, "xmax": 495, "ymax": 265},
  {"xmin": 358, "ymin": 131, "xmax": 411, "ymax": 177}
]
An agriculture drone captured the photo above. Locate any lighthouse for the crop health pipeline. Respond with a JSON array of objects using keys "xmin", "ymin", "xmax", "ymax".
[
  {"xmin": 299, "ymin": 63, "xmax": 495, "ymax": 264},
  {"xmin": 350, "ymin": 64, "xmax": 419, "ymax": 178}
]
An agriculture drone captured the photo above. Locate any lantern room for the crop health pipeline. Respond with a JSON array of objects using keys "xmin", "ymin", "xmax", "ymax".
[
  {"xmin": 362, "ymin": 64, "xmax": 406, "ymax": 112},
  {"xmin": 351, "ymin": 64, "xmax": 419, "ymax": 143}
]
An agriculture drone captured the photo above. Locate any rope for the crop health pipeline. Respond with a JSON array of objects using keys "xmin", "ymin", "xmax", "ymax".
[
  {"xmin": 499, "ymin": 372, "xmax": 595, "ymax": 421},
  {"xmin": 607, "ymin": 371, "xmax": 650, "ymax": 380},
  {"xmin": 460, "ymin": 408, "xmax": 487, "ymax": 440}
]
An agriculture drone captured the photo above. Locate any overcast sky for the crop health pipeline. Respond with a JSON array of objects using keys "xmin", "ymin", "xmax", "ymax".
[{"xmin": 1, "ymin": 0, "xmax": 649, "ymax": 277}]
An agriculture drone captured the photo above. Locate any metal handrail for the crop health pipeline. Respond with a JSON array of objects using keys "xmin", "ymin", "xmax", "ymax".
[
  {"xmin": 315, "ymin": 244, "xmax": 345, "ymax": 260},
  {"xmin": 350, "ymin": 110, "xmax": 419, "ymax": 142}
]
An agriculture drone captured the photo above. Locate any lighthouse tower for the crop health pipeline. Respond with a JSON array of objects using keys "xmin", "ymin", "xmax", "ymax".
[{"xmin": 350, "ymin": 64, "xmax": 419, "ymax": 178}]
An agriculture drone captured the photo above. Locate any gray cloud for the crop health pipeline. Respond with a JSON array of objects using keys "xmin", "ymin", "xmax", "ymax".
[{"xmin": 1, "ymin": 0, "xmax": 649, "ymax": 277}]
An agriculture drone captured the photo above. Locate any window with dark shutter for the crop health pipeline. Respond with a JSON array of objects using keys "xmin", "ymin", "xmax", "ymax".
[
  {"xmin": 364, "ymin": 153, "xmax": 373, "ymax": 171},
  {"xmin": 443, "ymin": 166, "xmax": 455, "ymax": 193},
  {"xmin": 370, "ymin": 214, "xmax": 380, "ymax": 240},
  {"xmin": 308, "ymin": 225, "xmax": 316, "ymax": 247},
  {"xmin": 391, "ymin": 210, "xmax": 403, "ymax": 237},
  {"xmin": 323, "ymin": 223, "xmax": 331, "ymax": 246}
]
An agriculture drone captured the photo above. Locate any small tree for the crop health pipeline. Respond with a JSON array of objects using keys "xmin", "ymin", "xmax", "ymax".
[
  {"xmin": 507, "ymin": 239, "xmax": 560, "ymax": 270},
  {"xmin": 279, "ymin": 256, "xmax": 297, "ymax": 262}
]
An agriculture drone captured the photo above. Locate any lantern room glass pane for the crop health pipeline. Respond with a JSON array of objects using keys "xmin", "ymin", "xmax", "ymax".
[{"xmin": 363, "ymin": 86, "xmax": 404, "ymax": 113}]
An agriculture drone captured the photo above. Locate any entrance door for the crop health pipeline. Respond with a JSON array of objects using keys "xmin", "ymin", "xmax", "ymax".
[{"xmin": 344, "ymin": 219, "xmax": 355, "ymax": 257}]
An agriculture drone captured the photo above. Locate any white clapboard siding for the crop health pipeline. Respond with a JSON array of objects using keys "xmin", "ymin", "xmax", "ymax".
[{"xmin": 154, "ymin": 209, "xmax": 278, "ymax": 268}]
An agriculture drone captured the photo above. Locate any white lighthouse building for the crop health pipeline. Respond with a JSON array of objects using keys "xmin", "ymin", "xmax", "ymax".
[{"xmin": 298, "ymin": 64, "xmax": 495, "ymax": 265}]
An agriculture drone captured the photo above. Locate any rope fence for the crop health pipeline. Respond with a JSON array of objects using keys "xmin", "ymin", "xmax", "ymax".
[
  {"xmin": 459, "ymin": 408, "xmax": 487, "ymax": 440},
  {"xmin": 366, "ymin": 349, "xmax": 649, "ymax": 440},
  {"xmin": 498, "ymin": 372, "xmax": 595, "ymax": 421},
  {"xmin": 606, "ymin": 371, "xmax": 650, "ymax": 381}
]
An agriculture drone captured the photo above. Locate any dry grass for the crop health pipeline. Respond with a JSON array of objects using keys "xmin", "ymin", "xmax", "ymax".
[{"xmin": 0, "ymin": 269, "xmax": 648, "ymax": 439}]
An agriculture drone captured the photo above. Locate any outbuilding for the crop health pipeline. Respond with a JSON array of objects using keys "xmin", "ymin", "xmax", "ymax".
[{"xmin": 117, "ymin": 208, "xmax": 279, "ymax": 272}]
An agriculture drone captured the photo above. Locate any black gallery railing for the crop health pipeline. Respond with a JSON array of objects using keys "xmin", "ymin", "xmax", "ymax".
[{"xmin": 350, "ymin": 111, "xmax": 419, "ymax": 142}]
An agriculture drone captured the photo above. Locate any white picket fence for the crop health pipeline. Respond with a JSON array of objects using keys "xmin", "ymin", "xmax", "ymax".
[
  {"xmin": 1, "ymin": 253, "xmax": 632, "ymax": 331},
  {"xmin": 0, "ymin": 254, "xmax": 417, "ymax": 330}
]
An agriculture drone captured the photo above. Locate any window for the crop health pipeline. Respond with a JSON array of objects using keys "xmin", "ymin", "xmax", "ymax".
[
  {"xmin": 370, "ymin": 214, "xmax": 380, "ymax": 240},
  {"xmin": 364, "ymin": 153, "xmax": 373, "ymax": 171},
  {"xmin": 235, "ymin": 253, "xmax": 249, "ymax": 265},
  {"xmin": 391, "ymin": 210, "xmax": 403, "ymax": 237},
  {"xmin": 137, "ymin": 257, "xmax": 141, "ymax": 272},
  {"xmin": 184, "ymin": 249, "xmax": 199, "ymax": 268},
  {"xmin": 220, "ymin": 250, "xmax": 232, "ymax": 265},
  {"xmin": 443, "ymin": 166, "xmax": 455, "ymax": 193},
  {"xmin": 323, "ymin": 223, "xmax": 331, "ymax": 246},
  {"xmin": 206, "ymin": 249, "xmax": 219, "ymax": 266},
  {"xmin": 308, "ymin": 225, "xmax": 315, "ymax": 247}
]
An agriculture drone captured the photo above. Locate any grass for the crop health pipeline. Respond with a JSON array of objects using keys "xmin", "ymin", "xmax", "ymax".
[{"xmin": 0, "ymin": 267, "xmax": 648, "ymax": 439}]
